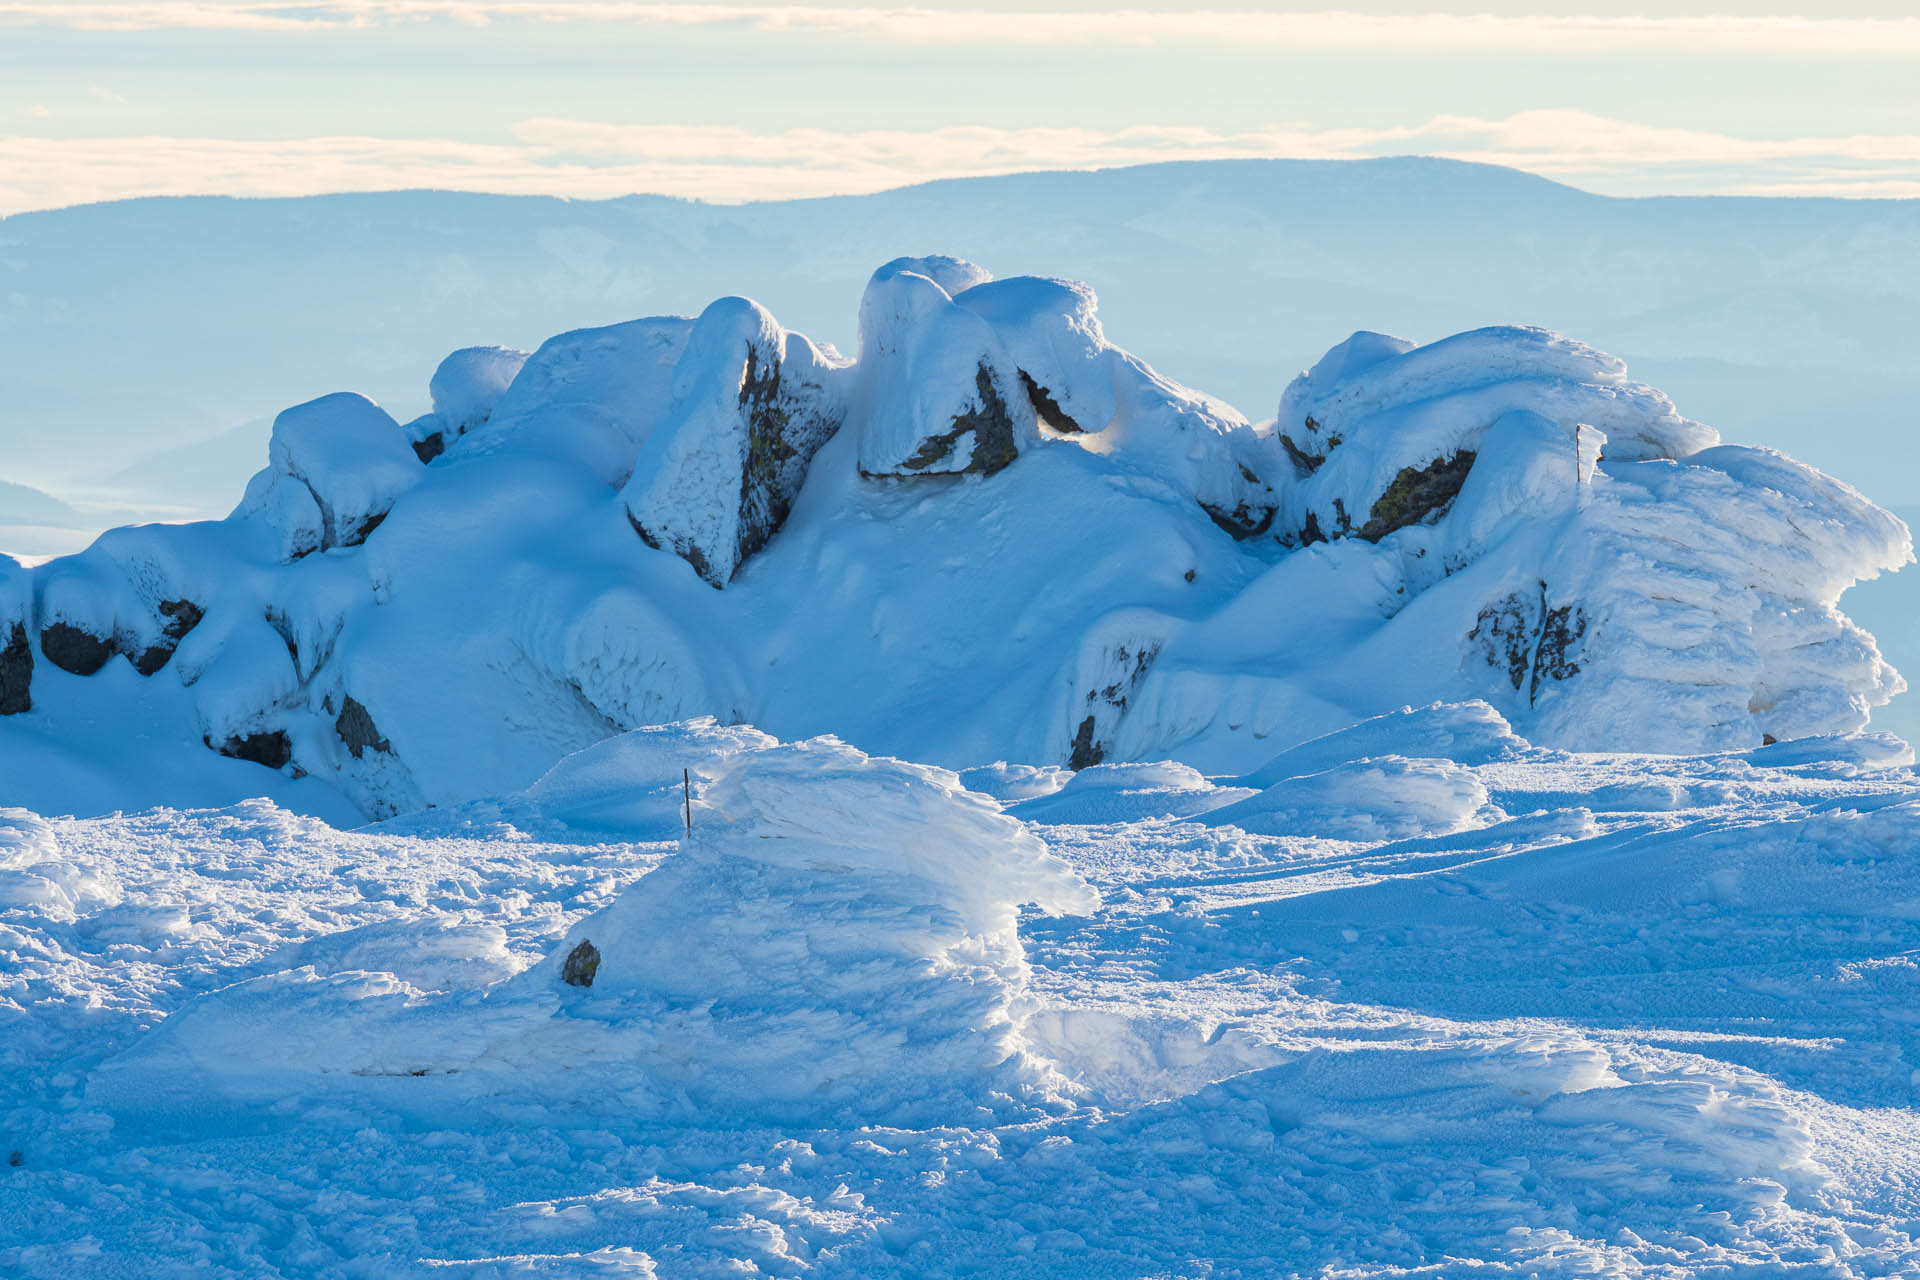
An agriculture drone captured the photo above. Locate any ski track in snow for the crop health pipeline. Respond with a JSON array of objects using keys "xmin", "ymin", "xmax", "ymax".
[{"xmin": 8, "ymin": 727, "xmax": 1920, "ymax": 1276}]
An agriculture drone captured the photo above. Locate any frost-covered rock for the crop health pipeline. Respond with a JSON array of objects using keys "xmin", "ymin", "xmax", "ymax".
[
  {"xmin": 235, "ymin": 392, "xmax": 421, "ymax": 560},
  {"xmin": 851, "ymin": 256, "xmax": 1034, "ymax": 477},
  {"xmin": 956, "ymin": 274, "xmax": 1278, "ymax": 535},
  {"xmin": 622, "ymin": 297, "xmax": 847, "ymax": 586},
  {"xmin": 1470, "ymin": 444, "xmax": 1913, "ymax": 751},
  {"xmin": 1274, "ymin": 327, "xmax": 1716, "ymax": 547}
]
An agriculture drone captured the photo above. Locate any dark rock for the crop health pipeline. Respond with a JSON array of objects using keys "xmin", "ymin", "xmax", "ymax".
[
  {"xmin": 1528, "ymin": 598, "xmax": 1586, "ymax": 705},
  {"xmin": 902, "ymin": 362, "xmax": 1020, "ymax": 477},
  {"xmin": 1201, "ymin": 500, "xmax": 1275, "ymax": 540},
  {"xmin": 1278, "ymin": 432, "xmax": 1325, "ymax": 476},
  {"xmin": 132, "ymin": 598, "xmax": 204, "ymax": 676},
  {"xmin": 0, "ymin": 621, "xmax": 31, "ymax": 715},
  {"xmin": 412, "ymin": 431, "xmax": 446, "ymax": 464},
  {"xmin": 1470, "ymin": 591, "xmax": 1534, "ymax": 693},
  {"xmin": 214, "ymin": 730, "xmax": 292, "ymax": 770},
  {"xmin": 335, "ymin": 695, "xmax": 391, "ymax": 759},
  {"xmin": 1067, "ymin": 715, "xmax": 1104, "ymax": 770},
  {"xmin": 39, "ymin": 621, "xmax": 112, "ymax": 676},
  {"xmin": 1469, "ymin": 580, "xmax": 1587, "ymax": 708},
  {"xmin": 736, "ymin": 343, "xmax": 805, "ymax": 569},
  {"xmin": 1762, "ymin": 733, "xmax": 1779, "ymax": 746},
  {"xmin": 561, "ymin": 939, "xmax": 601, "ymax": 988},
  {"xmin": 1357, "ymin": 450, "xmax": 1477, "ymax": 543},
  {"xmin": 347, "ymin": 510, "xmax": 387, "ymax": 546},
  {"xmin": 1019, "ymin": 369, "xmax": 1082, "ymax": 433}
]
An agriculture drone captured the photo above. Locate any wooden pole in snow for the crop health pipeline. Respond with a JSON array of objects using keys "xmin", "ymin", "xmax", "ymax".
[{"xmin": 683, "ymin": 767, "xmax": 691, "ymax": 836}]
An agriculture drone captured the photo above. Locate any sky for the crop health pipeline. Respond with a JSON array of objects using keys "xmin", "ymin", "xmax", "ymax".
[{"xmin": 1, "ymin": 1, "xmax": 1918, "ymax": 213}]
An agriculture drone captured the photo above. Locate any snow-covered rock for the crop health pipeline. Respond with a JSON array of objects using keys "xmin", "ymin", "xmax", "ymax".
[
  {"xmin": 428, "ymin": 345, "xmax": 527, "ymax": 437},
  {"xmin": 0, "ymin": 262, "xmax": 1908, "ymax": 818},
  {"xmin": 1274, "ymin": 326, "xmax": 1717, "ymax": 547},
  {"xmin": 956, "ymin": 273, "xmax": 1278, "ymax": 536},
  {"xmin": 622, "ymin": 297, "xmax": 848, "ymax": 586},
  {"xmin": 851, "ymin": 256, "xmax": 1035, "ymax": 478},
  {"xmin": 235, "ymin": 392, "xmax": 422, "ymax": 560}
]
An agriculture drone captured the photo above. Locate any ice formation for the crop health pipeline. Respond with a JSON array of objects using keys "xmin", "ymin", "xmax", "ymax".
[{"xmin": 0, "ymin": 257, "xmax": 1908, "ymax": 819}]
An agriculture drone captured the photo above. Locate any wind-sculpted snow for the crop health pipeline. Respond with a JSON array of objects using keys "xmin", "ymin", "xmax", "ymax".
[
  {"xmin": 86, "ymin": 732, "xmax": 1097, "ymax": 1133},
  {"xmin": 0, "ymin": 256, "xmax": 1908, "ymax": 819},
  {"xmin": 10, "ymin": 713, "xmax": 1920, "ymax": 1275}
]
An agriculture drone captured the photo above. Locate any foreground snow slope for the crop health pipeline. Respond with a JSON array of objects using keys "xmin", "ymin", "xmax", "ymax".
[
  {"xmin": 0, "ymin": 257, "xmax": 1907, "ymax": 820},
  {"xmin": 8, "ymin": 710, "xmax": 1920, "ymax": 1275}
]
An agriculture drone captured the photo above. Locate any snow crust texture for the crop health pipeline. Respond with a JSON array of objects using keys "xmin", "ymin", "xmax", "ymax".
[
  {"xmin": 0, "ymin": 257, "xmax": 1909, "ymax": 820},
  {"xmin": 11, "ymin": 709, "xmax": 1920, "ymax": 1276}
]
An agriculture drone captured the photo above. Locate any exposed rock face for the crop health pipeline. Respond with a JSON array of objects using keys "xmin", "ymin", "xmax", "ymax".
[
  {"xmin": 0, "ymin": 622, "xmax": 31, "ymax": 715},
  {"xmin": 1064, "ymin": 636, "xmax": 1162, "ymax": 770},
  {"xmin": 40, "ymin": 621, "xmax": 112, "ymax": 676},
  {"xmin": 622, "ymin": 297, "xmax": 847, "ymax": 588},
  {"xmin": 1469, "ymin": 582, "xmax": 1587, "ymax": 709},
  {"xmin": 899, "ymin": 362, "xmax": 1021, "ymax": 475},
  {"xmin": 560, "ymin": 939, "xmax": 600, "ymax": 988},
  {"xmin": 952, "ymin": 273, "xmax": 1276, "ymax": 533},
  {"xmin": 335, "ymin": 695, "xmax": 390, "ymax": 759},
  {"xmin": 1357, "ymin": 450, "xmax": 1477, "ymax": 543}
]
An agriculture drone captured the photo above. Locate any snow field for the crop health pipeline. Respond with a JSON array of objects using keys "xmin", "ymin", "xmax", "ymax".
[{"xmin": 6, "ymin": 708, "xmax": 1920, "ymax": 1274}]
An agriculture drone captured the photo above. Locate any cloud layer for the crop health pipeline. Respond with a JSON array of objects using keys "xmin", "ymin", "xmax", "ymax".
[
  {"xmin": 3, "ymin": 112, "xmax": 1916, "ymax": 215},
  {"xmin": 3, "ymin": 3, "xmax": 1920, "ymax": 55}
]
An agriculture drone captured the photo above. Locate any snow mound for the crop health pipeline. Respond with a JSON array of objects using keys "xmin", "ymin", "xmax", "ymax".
[
  {"xmin": 91, "ymin": 732, "xmax": 1098, "ymax": 1131},
  {"xmin": 1204, "ymin": 754, "xmax": 1496, "ymax": 840},
  {"xmin": 1233, "ymin": 700, "xmax": 1527, "ymax": 788},
  {"xmin": 425, "ymin": 344, "xmax": 528, "ymax": 440},
  {"xmin": 458, "ymin": 318, "xmax": 691, "ymax": 483},
  {"xmin": 534, "ymin": 735, "xmax": 1098, "ymax": 1123},
  {"xmin": 235, "ymin": 391, "xmax": 422, "ymax": 560}
]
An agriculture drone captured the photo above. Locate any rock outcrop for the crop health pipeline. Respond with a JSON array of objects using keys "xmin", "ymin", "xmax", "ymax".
[{"xmin": 622, "ymin": 297, "xmax": 847, "ymax": 587}]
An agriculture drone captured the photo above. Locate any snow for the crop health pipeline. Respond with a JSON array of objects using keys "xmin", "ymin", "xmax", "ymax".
[
  {"xmin": 8, "ymin": 714, "xmax": 1920, "ymax": 1274},
  {"xmin": 2, "ymin": 236, "xmax": 1920, "ymax": 1273}
]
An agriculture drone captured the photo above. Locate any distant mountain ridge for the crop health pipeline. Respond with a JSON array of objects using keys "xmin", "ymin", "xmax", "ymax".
[{"xmin": 4, "ymin": 156, "xmax": 1917, "ymax": 509}]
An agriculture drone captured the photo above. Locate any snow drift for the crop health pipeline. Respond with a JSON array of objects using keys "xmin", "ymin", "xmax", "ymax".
[
  {"xmin": 0, "ymin": 256, "xmax": 1908, "ymax": 819},
  {"xmin": 89, "ymin": 729, "xmax": 1098, "ymax": 1130}
]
